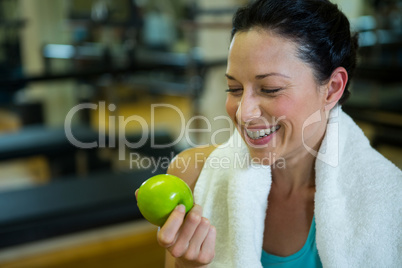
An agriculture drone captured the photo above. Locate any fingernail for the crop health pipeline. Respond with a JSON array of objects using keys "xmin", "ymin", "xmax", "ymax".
[{"xmin": 175, "ymin": 204, "xmax": 185, "ymax": 213}]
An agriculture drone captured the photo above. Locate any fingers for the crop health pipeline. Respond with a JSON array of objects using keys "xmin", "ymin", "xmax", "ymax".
[
  {"xmin": 157, "ymin": 204, "xmax": 216, "ymax": 266},
  {"xmin": 158, "ymin": 204, "xmax": 186, "ymax": 247},
  {"xmin": 170, "ymin": 205, "xmax": 203, "ymax": 258},
  {"xmin": 198, "ymin": 226, "xmax": 216, "ymax": 263},
  {"xmin": 183, "ymin": 217, "xmax": 211, "ymax": 261}
]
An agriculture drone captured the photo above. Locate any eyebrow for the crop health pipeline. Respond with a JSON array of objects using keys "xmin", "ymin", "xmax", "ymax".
[{"xmin": 225, "ymin": 73, "xmax": 290, "ymax": 80}]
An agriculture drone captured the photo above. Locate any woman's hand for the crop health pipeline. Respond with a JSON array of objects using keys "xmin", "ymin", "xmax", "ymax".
[
  {"xmin": 135, "ymin": 189, "xmax": 216, "ymax": 267},
  {"xmin": 159, "ymin": 204, "xmax": 216, "ymax": 267}
]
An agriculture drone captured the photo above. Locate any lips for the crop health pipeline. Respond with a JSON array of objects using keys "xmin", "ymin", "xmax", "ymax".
[{"xmin": 245, "ymin": 125, "xmax": 280, "ymax": 140}]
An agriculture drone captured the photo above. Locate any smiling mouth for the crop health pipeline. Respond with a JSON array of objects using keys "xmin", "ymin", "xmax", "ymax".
[{"xmin": 245, "ymin": 125, "xmax": 280, "ymax": 140}]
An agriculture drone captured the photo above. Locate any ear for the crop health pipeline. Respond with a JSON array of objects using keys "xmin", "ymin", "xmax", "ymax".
[{"xmin": 324, "ymin": 67, "xmax": 348, "ymax": 111}]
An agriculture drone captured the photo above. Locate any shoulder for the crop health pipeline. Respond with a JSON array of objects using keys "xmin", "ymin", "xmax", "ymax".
[{"xmin": 167, "ymin": 145, "xmax": 217, "ymax": 191}]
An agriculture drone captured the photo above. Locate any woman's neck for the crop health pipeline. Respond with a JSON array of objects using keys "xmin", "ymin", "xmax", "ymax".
[
  {"xmin": 271, "ymin": 122, "xmax": 326, "ymax": 195},
  {"xmin": 271, "ymin": 150, "xmax": 316, "ymax": 196}
]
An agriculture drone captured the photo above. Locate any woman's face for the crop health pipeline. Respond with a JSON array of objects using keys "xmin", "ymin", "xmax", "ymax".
[{"xmin": 225, "ymin": 29, "xmax": 329, "ymax": 165}]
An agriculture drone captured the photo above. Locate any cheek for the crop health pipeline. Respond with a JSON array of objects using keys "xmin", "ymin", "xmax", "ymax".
[
  {"xmin": 275, "ymin": 94, "xmax": 323, "ymax": 141},
  {"xmin": 225, "ymin": 97, "xmax": 238, "ymax": 121},
  {"xmin": 270, "ymin": 97, "xmax": 296, "ymax": 122},
  {"xmin": 272, "ymin": 98, "xmax": 307, "ymax": 142},
  {"xmin": 274, "ymin": 87, "xmax": 321, "ymax": 123}
]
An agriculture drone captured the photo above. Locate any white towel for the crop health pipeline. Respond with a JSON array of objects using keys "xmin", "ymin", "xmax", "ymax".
[{"xmin": 194, "ymin": 105, "xmax": 402, "ymax": 268}]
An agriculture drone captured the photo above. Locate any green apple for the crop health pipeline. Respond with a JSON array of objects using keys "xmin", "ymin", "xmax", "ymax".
[{"xmin": 137, "ymin": 174, "xmax": 194, "ymax": 226}]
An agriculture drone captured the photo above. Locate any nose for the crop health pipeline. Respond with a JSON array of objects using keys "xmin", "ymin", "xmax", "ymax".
[{"xmin": 236, "ymin": 92, "xmax": 262, "ymax": 124}]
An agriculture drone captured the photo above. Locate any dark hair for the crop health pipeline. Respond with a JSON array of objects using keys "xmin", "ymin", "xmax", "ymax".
[{"xmin": 231, "ymin": 0, "xmax": 359, "ymax": 104}]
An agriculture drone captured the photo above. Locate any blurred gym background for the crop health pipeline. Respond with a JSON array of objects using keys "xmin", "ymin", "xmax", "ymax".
[{"xmin": 0, "ymin": 0, "xmax": 400, "ymax": 267}]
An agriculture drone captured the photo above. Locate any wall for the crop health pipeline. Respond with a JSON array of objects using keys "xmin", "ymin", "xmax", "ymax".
[{"xmin": 20, "ymin": 0, "xmax": 76, "ymax": 127}]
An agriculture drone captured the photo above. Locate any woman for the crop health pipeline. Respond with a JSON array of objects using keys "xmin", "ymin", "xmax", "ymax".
[{"xmin": 146, "ymin": 0, "xmax": 402, "ymax": 267}]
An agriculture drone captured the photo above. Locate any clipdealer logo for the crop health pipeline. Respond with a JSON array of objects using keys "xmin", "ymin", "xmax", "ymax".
[
  {"xmin": 64, "ymin": 102, "xmax": 339, "ymax": 169},
  {"xmin": 64, "ymin": 102, "xmax": 234, "ymax": 160}
]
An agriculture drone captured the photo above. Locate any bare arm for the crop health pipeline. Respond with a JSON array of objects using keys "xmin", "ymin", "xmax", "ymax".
[{"xmin": 162, "ymin": 146, "xmax": 217, "ymax": 268}]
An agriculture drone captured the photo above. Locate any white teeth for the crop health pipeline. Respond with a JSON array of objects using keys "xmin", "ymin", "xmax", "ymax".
[
  {"xmin": 246, "ymin": 126, "xmax": 279, "ymax": 140},
  {"xmin": 246, "ymin": 130, "xmax": 256, "ymax": 139}
]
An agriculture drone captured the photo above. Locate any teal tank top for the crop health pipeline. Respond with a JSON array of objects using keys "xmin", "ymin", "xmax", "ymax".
[{"xmin": 261, "ymin": 216, "xmax": 323, "ymax": 267}]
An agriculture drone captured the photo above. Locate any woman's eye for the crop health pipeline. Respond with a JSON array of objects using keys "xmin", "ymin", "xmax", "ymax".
[
  {"xmin": 261, "ymin": 88, "xmax": 282, "ymax": 94},
  {"xmin": 225, "ymin": 88, "xmax": 243, "ymax": 95}
]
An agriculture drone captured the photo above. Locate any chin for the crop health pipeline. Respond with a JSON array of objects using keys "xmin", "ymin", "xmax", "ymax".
[{"xmin": 248, "ymin": 149, "xmax": 279, "ymax": 166}]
